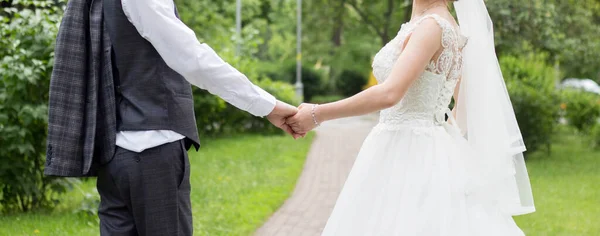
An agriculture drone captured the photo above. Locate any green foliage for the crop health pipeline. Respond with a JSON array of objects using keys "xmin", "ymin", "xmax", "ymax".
[
  {"xmin": 173, "ymin": 1, "xmax": 305, "ymax": 135},
  {"xmin": 501, "ymin": 54, "xmax": 559, "ymax": 153},
  {"xmin": 336, "ymin": 70, "xmax": 368, "ymax": 97},
  {"xmin": 174, "ymin": 0, "xmax": 600, "ymax": 91},
  {"xmin": 174, "ymin": 0, "xmax": 296, "ymax": 62},
  {"xmin": 297, "ymin": 66, "xmax": 325, "ymax": 102},
  {"xmin": 0, "ymin": 0, "xmax": 76, "ymax": 213},
  {"xmin": 73, "ymin": 189, "xmax": 100, "ymax": 219},
  {"xmin": 280, "ymin": 64, "xmax": 324, "ymax": 102},
  {"xmin": 591, "ymin": 123, "xmax": 600, "ymax": 150},
  {"xmin": 487, "ymin": 0, "xmax": 600, "ymax": 80},
  {"xmin": 259, "ymin": 62, "xmax": 326, "ymax": 102},
  {"xmin": 561, "ymin": 89, "xmax": 600, "ymax": 133},
  {"xmin": 310, "ymin": 94, "xmax": 345, "ymax": 104},
  {"xmin": 193, "ymin": 57, "xmax": 300, "ymax": 137}
]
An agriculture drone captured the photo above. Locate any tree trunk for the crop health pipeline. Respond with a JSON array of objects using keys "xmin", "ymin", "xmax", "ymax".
[
  {"xmin": 331, "ymin": 0, "xmax": 347, "ymax": 47},
  {"xmin": 379, "ymin": 33, "xmax": 388, "ymax": 47},
  {"xmin": 379, "ymin": 0, "xmax": 395, "ymax": 46},
  {"xmin": 403, "ymin": 0, "xmax": 413, "ymax": 23}
]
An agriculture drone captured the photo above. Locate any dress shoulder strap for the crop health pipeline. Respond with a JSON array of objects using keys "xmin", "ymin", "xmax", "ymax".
[
  {"xmin": 415, "ymin": 14, "xmax": 453, "ymax": 31},
  {"xmin": 413, "ymin": 14, "xmax": 458, "ymax": 50}
]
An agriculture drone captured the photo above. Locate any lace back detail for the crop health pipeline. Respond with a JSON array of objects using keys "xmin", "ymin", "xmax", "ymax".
[
  {"xmin": 415, "ymin": 14, "xmax": 464, "ymax": 82},
  {"xmin": 371, "ymin": 14, "xmax": 467, "ymax": 129}
]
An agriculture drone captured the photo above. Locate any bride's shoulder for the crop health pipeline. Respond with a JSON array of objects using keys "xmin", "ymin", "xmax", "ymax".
[
  {"xmin": 415, "ymin": 13, "xmax": 457, "ymax": 31},
  {"xmin": 410, "ymin": 17, "xmax": 444, "ymax": 39},
  {"xmin": 410, "ymin": 13, "xmax": 463, "ymax": 45},
  {"xmin": 406, "ymin": 18, "xmax": 444, "ymax": 49}
]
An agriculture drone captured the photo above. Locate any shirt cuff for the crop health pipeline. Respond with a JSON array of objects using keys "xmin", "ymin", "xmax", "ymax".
[{"xmin": 246, "ymin": 85, "xmax": 277, "ymax": 117}]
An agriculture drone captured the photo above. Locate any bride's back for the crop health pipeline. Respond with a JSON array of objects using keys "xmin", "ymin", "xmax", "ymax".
[{"xmin": 372, "ymin": 13, "xmax": 467, "ymax": 128}]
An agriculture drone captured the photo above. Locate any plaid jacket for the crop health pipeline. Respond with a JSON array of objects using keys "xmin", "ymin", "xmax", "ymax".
[{"xmin": 45, "ymin": 0, "xmax": 116, "ymax": 177}]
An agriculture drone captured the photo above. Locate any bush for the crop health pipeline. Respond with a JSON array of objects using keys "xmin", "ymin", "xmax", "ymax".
[
  {"xmin": 193, "ymin": 57, "xmax": 300, "ymax": 137},
  {"xmin": 261, "ymin": 62, "xmax": 325, "ymax": 102},
  {"xmin": 193, "ymin": 78, "xmax": 299, "ymax": 136},
  {"xmin": 310, "ymin": 94, "xmax": 345, "ymax": 104},
  {"xmin": 292, "ymin": 65, "xmax": 325, "ymax": 102},
  {"xmin": 501, "ymin": 54, "xmax": 560, "ymax": 153},
  {"xmin": 0, "ymin": 0, "xmax": 76, "ymax": 212},
  {"xmin": 336, "ymin": 70, "xmax": 368, "ymax": 97},
  {"xmin": 591, "ymin": 124, "xmax": 600, "ymax": 150},
  {"xmin": 560, "ymin": 89, "xmax": 600, "ymax": 133}
]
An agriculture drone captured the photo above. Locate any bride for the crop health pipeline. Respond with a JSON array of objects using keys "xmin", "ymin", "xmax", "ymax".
[{"xmin": 287, "ymin": 0, "xmax": 536, "ymax": 235}]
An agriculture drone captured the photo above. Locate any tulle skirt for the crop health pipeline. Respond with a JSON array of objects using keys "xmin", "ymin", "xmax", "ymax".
[{"xmin": 321, "ymin": 123, "xmax": 525, "ymax": 236}]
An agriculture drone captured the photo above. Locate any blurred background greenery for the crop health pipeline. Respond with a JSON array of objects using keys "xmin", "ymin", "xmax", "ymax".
[{"xmin": 1, "ymin": 0, "xmax": 599, "ymax": 235}]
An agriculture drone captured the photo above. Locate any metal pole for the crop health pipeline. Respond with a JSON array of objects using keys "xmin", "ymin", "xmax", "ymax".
[
  {"xmin": 236, "ymin": 0, "xmax": 242, "ymax": 57},
  {"xmin": 295, "ymin": 0, "xmax": 304, "ymax": 101}
]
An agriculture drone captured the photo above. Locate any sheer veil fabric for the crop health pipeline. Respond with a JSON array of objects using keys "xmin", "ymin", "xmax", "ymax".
[{"xmin": 454, "ymin": 0, "xmax": 535, "ymax": 215}]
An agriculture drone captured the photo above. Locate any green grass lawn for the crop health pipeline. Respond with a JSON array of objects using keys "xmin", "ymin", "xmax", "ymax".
[
  {"xmin": 0, "ymin": 133, "xmax": 314, "ymax": 236},
  {"xmin": 515, "ymin": 131, "xmax": 600, "ymax": 235}
]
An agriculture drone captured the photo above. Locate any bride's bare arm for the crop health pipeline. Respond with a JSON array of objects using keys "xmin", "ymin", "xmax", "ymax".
[{"xmin": 287, "ymin": 20, "xmax": 443, "ymax": 133}]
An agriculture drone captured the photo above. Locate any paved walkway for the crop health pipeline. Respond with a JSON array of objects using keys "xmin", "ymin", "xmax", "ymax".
[{"xmin": 255, "ymin": 114, "xmax": 378, "ymax": 236}]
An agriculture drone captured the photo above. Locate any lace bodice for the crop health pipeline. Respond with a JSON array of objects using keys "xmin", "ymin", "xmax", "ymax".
[{"xmin": 372, "ymin": 14, "xmax": 466, "ymax": 128}]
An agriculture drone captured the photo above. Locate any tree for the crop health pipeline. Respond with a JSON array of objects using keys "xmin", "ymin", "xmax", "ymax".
[
  {"xmin": 487, "ymin": 0, "xmax": 600, "ymax": 80},
  {"xmin": 346, "ymin": 0, "xmax": 411, "ymax": 46}
]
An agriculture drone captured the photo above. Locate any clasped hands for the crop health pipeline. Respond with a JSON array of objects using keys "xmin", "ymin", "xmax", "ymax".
[{"xmin": 267, "ymin": 101, "xmax": 319, "ymax": 139}]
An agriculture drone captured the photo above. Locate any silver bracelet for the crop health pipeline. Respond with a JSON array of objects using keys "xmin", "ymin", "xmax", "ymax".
[{"xmin": 311, "ymin": 104, "xmax": 320, "ymax": 127}]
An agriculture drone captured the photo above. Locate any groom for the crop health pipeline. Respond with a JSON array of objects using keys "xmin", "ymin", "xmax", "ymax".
[{"xmin": 45, "ymin": 0, "xmax": 299, "ymax": 235}]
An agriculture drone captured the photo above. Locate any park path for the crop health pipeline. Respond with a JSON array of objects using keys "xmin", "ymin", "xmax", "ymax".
[{"xmin": 255, "ymin": 114, "xmax": 378, "ymax": 236}]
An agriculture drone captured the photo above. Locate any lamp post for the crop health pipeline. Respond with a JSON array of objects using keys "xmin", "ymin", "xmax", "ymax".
[
  {"xmin": 295, "ymin": 0, "xmax": 304, "ymax": 101},
  {"xmin": 236, "ymin": 0, "xmax": 242, "ymax": 56}
]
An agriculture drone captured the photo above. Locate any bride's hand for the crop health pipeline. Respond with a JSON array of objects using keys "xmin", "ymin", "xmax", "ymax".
[{"xmin": 286, "ymin": 103, "xmax": 318, "ymax": 134}]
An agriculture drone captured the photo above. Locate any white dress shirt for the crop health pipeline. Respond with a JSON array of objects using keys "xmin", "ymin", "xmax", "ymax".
[{"xmin": 115, "ymin": 0, "xmax": 277, "ymax": 153}]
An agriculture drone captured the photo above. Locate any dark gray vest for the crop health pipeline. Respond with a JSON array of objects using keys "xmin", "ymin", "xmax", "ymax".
[{"xmin": 103, "ymin": 0, "xmax": 200, "ymax": 149}]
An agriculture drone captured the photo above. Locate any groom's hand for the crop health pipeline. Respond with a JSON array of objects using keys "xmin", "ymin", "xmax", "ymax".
[{"xmin": 267, "ymin": 101, "xmax": 303, "ymax": 139}]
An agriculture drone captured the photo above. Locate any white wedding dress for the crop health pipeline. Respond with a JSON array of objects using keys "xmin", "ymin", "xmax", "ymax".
[{"xmin": 321, "ymin": 14, "xmax": 526, "ymax": 236}]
